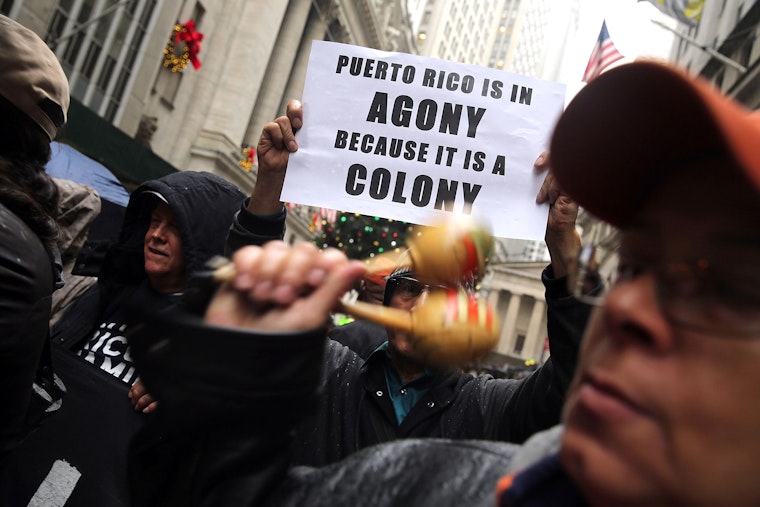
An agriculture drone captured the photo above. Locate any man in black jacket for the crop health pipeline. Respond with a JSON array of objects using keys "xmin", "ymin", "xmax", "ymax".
[{"xmin": 215, "ymin": 101, "xmax": 590, "ymax": 467}]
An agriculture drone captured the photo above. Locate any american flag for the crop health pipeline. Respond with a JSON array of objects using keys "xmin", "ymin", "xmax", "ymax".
[{"xmin": 582, "ymin": 21, "xmax": 624, "ymax": 83}]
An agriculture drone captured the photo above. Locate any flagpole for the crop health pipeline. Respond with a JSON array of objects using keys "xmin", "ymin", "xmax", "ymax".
[{"xmin": 651, "ymin": 20, "xmax": 747, "ymax": 74}]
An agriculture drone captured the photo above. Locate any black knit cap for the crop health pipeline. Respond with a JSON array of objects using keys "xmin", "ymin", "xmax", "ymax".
[{"xmin": 382, "ymin": 247, "xmax": 419, "ymax": 306}]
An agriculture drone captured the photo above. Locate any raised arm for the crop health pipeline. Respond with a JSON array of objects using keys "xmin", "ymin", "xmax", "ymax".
[
  {"xmin": 246, "ymin": 100, "xmax": 303, "ymax": 215},
  {"xmin": 226, "ymin": 100, "xmax": 304, "ymax": 254},
  {"xmin": 480, "ymin": 152, "xmax": 590, "ymax": 442}
]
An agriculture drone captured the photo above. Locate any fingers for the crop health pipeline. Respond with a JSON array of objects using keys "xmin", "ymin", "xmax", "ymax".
[
  {"xmin": 274, "ymin": 116, "xmax": 299, "ymax": 153},
  {"xmin": 534, "ymin": 151, "xmax": 555, "ymax": 204},
  {"xmin": 551, "ymin": 195, "xmax": 579, "ymax": 222},
  {"xmin": 205, "ymin": 242, "xmax": 366, "ymax": 332},
  {"xmin": 129, "ymin": 379, "xmax": 147, "ymax": 400},
  {"xmin": 265, "ymin": 100, "xmax": 303, "ymax": 155},
  {"xmin": 258, "ymin": 121, "xmax": 282, "ymax": 159},
  {"xmin": 230, "ymin": 241, "xmax": 366, "ymax": 307},
  {"xmin": 129, "ymin": 380, "xmax": 158, "ymax": 413},
  {"xmin": 312, "ymin": 248, "xmax": 367, "ymax": 313},
  {"xmin": 286, "ymin": 99, "xmax": 303, "ymax": 131},
  {"xmin": 258, "ymin": 109, "xmax": 300, "ymax": 157},
  {"xmin": 534, "ymin": 151, "xmax": 549, "ymax": 170},
  {"xmin": 134, "ymin": 394, "xmax": 157, "ymax": 413},
  {"xmin": 536, "ymin": 170, "xmax": 555, "ymax": 204}
]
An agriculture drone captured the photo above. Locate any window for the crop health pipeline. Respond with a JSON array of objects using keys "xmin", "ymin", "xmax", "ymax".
[
  {"xmin": 45, "ymin": 0, "xmax": 158, "ymax": 122},
  {"xmin": 1, "ymin": 0, "xmax": 16, "ymax": 15},
  {"xmin": 513, "ymin": 333, "xmax": 526, "ymax": 355},
  {"xmin": 714, "ymin": 67, "xmax": 725, "ymax": 90},
  {"xmin": 736, "ymin": 36, "xmax": 754, "ymax": 67}
]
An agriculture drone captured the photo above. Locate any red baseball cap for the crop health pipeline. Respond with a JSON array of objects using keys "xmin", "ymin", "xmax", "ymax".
[{"xmin": 550, "ymin": 60, "xmax": 760, "ymax": 228}]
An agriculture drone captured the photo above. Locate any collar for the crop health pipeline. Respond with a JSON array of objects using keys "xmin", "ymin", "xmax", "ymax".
[{"xmin": 497, "ymin": 454, "xmax": 587, "ymax": 507}]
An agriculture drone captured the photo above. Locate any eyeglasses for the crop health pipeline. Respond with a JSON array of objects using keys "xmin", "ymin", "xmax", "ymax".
[
  {"xmin": 388, "ymin": 276, "xmax": 449, "ymax": 300},
  {"xmin": 569, "ymin": 244, "xmax": 760, "ymax": 336}
]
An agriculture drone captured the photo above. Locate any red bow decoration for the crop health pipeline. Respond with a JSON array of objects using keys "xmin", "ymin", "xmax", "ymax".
[
  {"xmin": 239, "ymin": 146, "xmax": 256, "ymax": 172},
  {"xmin": 175, "ymin": 20, "xmax": 204, "ymax": 70}
]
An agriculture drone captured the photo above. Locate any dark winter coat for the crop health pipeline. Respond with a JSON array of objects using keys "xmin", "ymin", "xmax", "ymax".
[
  {"xmin": 292, "ymin": 264, "xmax": 587, "ymax": 467},
  {"xmin": 125, "ymin": 205, "xmax": 590, "ymax": 505},
  {"xmin": 225, "ymin": 206, "xmax": 589, "ymax": 467},
  {"xmin": 52, "ymin": 171, "xmax": 248, "ymax": 350},
  {"xmin": 126, "ymin": 305, "xmax": 579, "ymax": 506},
  {"xmin": 0, "ymin": 203, "xmax": 56, "ymax": 466}
]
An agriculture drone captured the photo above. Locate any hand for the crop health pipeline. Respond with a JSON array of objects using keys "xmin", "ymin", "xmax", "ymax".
[
  {"xmin": 535, "ymin": 152, "xmax": 580, "ymax": 278},
  {"xmin": 248, "ymin": 99, "xmax": 304, "ymax": 215},
  {"xmin": 129, "ymin": 379, "xmax": 158, "ymax": 414},
  {"xmin": 205, "ymin": 241, "xmax": 366, "ymax": 332}
]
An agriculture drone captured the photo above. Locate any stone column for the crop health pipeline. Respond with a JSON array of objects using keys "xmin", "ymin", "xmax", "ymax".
[
  {"xmin": 496, "ymin": 293, "xmax": 521, "ymax": 355},
  {"xmin": 245, "ymin": 0, "xmax": 312, "ymax": 146},
  {"xmin": 190, "ymin": 0, "xmax": 288, "ymax": 172},
  {"xmin": 277, "ymin": 5, "xmax": 329, "ymax": 114},
  {"xmin": 523, "ymin": 298, "xmax": 546, "ymax": 360}
]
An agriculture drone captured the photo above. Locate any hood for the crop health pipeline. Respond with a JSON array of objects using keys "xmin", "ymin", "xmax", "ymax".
[{"xmin": 99, "ymin": 171, "xmax": 246, "ymax": 288}]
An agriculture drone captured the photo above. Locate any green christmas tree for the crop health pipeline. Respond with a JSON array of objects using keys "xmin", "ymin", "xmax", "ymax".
[{"xmin": 314, "ymin": 212, "xmax": 413, "ymax": 260}]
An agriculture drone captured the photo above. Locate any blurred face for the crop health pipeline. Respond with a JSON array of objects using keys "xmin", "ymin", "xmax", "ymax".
[
  {"xmin": 386, "ymin": 276, "xmax": 432, "ymax": 363},
  {"xmin": 144, "ymin": 201, "xmax": 185, "ymax": 294},
  {"xmin": 560, "ymin": 160, "xmax": 760, "ymax": 507}
]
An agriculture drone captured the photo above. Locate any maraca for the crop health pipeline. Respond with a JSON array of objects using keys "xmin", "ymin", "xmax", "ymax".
[
  {"xmin": 338, "ymin": 288, "xmax": 500, "ymax": 366},
  {"xmin": 211, "ymin": 261, "xmax": 499, "ymax": 367},
  {"xmin": 366, "ymin": 213, "xmax": 493, "ymax": 286}
]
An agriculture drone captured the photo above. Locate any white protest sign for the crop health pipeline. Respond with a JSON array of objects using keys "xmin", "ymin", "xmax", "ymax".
[{"xmin": 281, "ymin": 40, "xmax": 566, "ymax": 240}]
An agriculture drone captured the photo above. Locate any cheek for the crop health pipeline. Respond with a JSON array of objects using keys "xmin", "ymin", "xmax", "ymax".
[
  {"xmin": 674, "ymin": 344, "xmax": 760, "ymax": 466},
  {"xmin": 569, "ymin": 307, "xmax": 608, "ymax": 376},
  {"xmin": 170, "ymin": 235, "xmax": 184, "ymax": 259}
]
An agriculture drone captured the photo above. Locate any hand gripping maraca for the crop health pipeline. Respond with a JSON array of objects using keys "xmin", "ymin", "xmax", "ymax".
[{"xmin": 210, "ymin": 213, "xmax": 499, "ymax": 367}]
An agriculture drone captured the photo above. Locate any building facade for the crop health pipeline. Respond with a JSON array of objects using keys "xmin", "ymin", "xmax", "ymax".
[
  {"xmin": 2, "ymin": 0, "xmax": 416, "ymax": 244},
  {"xmin": 670, "ymin": 0, "xmax": 759, "ymax": 109}
]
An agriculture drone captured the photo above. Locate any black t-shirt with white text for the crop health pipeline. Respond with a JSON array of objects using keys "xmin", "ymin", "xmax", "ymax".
[{"xmin": 78, "ymin": 281, "xmax": 179, "ymax": 385}]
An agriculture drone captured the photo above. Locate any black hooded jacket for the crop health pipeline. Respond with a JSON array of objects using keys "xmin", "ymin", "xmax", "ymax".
[{"xmin": 52, "ymin": 171, "xmax": 246, "ymax": 350}]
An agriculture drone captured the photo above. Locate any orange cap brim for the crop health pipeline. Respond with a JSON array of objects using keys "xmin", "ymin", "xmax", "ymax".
[{"xmin": 550, "ymin": 61, "xmax": 760, "ymax": 227}]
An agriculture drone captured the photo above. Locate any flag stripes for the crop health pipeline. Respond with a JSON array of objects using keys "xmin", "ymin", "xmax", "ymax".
[{"xmin": 582, "ymin": 20, "xmax": 625, "ymax": 83}]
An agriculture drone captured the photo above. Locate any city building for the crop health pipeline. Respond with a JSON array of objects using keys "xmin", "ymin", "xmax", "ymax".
[
  {"xmin": 2, "ymin": 0, "xmax": 416, "ymax": 243},
  {"xmin": 670, "ymin": 0, "xmax": 758, "ymax": 108}
]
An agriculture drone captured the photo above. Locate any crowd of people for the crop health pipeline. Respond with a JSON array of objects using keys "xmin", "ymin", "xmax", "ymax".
[{"xmin": 2, "ymin": 12, "xmax": 760, "ymax": 507}]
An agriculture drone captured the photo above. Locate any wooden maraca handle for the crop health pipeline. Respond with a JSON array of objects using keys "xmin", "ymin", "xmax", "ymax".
[
  {"xmin": 343, "ymin": 290, "xmax": 500, "ymax": 366},
  {"xmin": 337, "ymin": 299, "xmax": 413, "ymax": 333}
]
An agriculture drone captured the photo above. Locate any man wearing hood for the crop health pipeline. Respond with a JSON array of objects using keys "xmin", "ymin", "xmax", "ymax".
[{"xmin": 52, "ymin": 171, "xmax": 248, "ymax": 386}]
